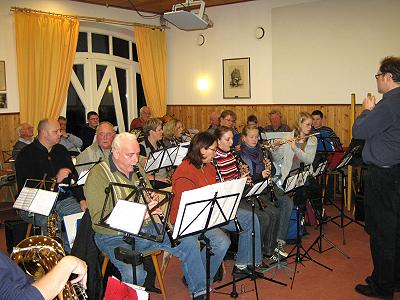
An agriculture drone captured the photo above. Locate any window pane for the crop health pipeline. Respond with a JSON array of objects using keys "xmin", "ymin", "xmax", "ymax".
[
  {"xmin": 98, "ymin": 80, "xmax": 118, "ymax": 127},
  {"xmin": 76, "ymin": 32, "xmax": 88, "ymax": 52},
  {"xmin": 96, "ymin": 65, "xmax": 107, "ymax": 89},
  {"xmin": 66, "ymin": 83, "xmax": 86, "ymax": 137},
  {"xmin": 136, "ymin": 73, "xmax": 146, "ymax": 109},
  {"xmin": 92, "ymin": 33, "xmax": 109, "ymax": 54},
  {"xmin": 132, "ymin": 43, "xmax": 138, "ymax": 62},
  {"xmin": 116, "ymin": 68, "xmax": 128, "ymax": 131},
  {"xmin": 113, "ymin": 37, "xmax": 129, "ymax": 59},
  {"xmin": 73, "ymin": 64, "xmax": 85, "ymax": 88}
]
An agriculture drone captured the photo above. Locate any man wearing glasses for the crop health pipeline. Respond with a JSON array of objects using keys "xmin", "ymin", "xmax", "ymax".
[{"xmin": 353, "ymin": 56, "xmax": 400, "ymax": 299}]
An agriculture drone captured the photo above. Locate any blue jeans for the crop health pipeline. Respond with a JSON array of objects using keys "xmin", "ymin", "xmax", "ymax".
[
  {"xmin": 95, "ymin": 225, "xmax": 207, "ymax": 297},
  {"xmin": 200, "ymin": 228, "xmax": 230, "ymax": 281},
  {"xmin": 274, "ymin": 186, "xmax": 294, "ymax": 241},
  {"xmin": 19, "ymin": 195, "xmax": 82, "ymax": 249},
  {"xmin": 222, "ymin": 208, "xmax": 262, "ymax": 265}
]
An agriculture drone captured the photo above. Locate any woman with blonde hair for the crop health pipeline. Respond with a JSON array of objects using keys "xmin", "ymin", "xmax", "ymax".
[{"xmin": 163, "ymin": 118, "xmax": 185, "ymax": 147}]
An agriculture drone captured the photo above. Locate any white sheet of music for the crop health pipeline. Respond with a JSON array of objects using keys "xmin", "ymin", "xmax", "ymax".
[
  {"xmin": 106, "ymin": 200, "xmax": 146, "ymax": 234},
  {"xmin": 172, "ymin": 178, "xmax": 246, "ymax": 239},
  {"xmin": 245, "ymin": 178, "xmax": 271, "ymax": 197},
  {"xmin": 64, "ymin": 212, "xmax": 85, "ymax": 248},
  {"xmin": 174, "ymin": 142, "xmax": 190, "ymax": 166},
  {"xmin": 144, "ymin": 151, "xmax": 164, "ymax": 173},
  {"xmin": 13, "ymin": 187, "xmax": 58, "ymax": 216}
]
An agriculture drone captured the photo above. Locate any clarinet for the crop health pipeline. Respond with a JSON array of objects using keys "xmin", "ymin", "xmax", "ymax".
[
  {"xmin": 230, "ymin": 147, "xmax": 254, "ymax": 186},
  {"xmin": 133, "ymin": 166, "xmax": 180, "ymax": 248}
]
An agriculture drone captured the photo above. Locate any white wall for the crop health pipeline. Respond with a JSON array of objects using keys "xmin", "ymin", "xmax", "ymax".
[
  {"xmin": 1, "ymin": 0, "xmax": 399, "ymax": 113},
  {"xmin": 272, "ymin": 0, "xmax": 400, "ymax": 103},
  {"xmin": 0, "ymin": 0, "xmax": 158, "ymax": 113},
  {"xmin": 167, "ymin": 0, "xmax": 400, "ymax": 105}
]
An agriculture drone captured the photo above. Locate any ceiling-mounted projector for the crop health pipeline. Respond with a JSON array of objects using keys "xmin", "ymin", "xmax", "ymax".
[{"xmin": 163, "ymin": 0, "xmax": 213, "ymax": 31}]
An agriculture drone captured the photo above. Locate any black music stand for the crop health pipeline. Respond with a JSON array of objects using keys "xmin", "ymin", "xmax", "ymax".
[
  {"xmin": 327, "ymin": 145, "xmax": 365, "ymax": 245},
  {"xmin": 302, "ymin": 160, "xmax": 350, "ymax": 260},
  {"xmin": 283, "ymin": 164, "xmax": 333, "ymax": 289},
  {"xmin": 13, "ymin": 178, "xmax": 60, "ymax": 236},
  {"xmin": 173, "ymin": 179, "xmax": 246, "ymax": 300},
  {"xmin": 144, "ymin": 144, "xmax": 188, "ymax": 187},
  {"xmin": 98, "ymin": 182, "xmax": 173, "ymax": 284},
  {"xmin": 215, "ymin": 178, "xmax": 287, "ymax": 299}
]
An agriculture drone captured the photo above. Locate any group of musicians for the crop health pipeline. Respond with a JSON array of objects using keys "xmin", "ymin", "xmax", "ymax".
[{"xmin": 3, "ymin": 56, "xmax": 400, "ymax": 300}]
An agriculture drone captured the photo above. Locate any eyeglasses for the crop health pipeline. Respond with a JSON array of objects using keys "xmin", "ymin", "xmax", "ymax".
[{"xmin": 375, "ymin": 73, "xmax": 384, "ymax": 79}]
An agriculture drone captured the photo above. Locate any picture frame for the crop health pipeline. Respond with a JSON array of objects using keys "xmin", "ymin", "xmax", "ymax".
[
  {"xmin": 0, "ymin": 61, "xmax": 6, "ymax": 91},
  {"xmin": 223, "ymin": 57, "xmax": 251, "ymax": 99},
  {"xmin": 0, "ymin": 93, "xmax": 7, "ymax": 109}
]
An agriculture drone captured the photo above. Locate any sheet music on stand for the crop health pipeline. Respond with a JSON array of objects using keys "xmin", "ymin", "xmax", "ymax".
[
  {"xmin": 333, "ymin": 145, "xmax": 361, "ymax": 170},
  {"xmin": 282, "ymin": 164, "xmax": 312, "ymax": 194},
  {"xmin": 98, "ymin": 182, "xmax": 174, "ymax": 243},
  {"xmin": 311, "ymin": 160, "xmax": 328, "ymax": 178},
  {"xmin": 106, "ymin": 200, "xmax": 147, "ymax": 235},
  {"xmin": 172, "ymin": 178, "xmax": 246, "ymax": 240},
  {"xmin": 144, "ymin": 143, "xmax": 190, "ymax": 173},
  {"xmin": 13, "ymin": 179, "xmax": 59, "ymax": 216},
  {"xmin": 245, "ymin": 178, "xmax": 271, "ymax": 198}
]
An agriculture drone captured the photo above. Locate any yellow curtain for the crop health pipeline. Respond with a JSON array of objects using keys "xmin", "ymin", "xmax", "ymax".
[
  {"xmin": 15, "ymin": 11, "xmax": 79, "ymax": 126},
  {"xmin": 134, "ymin": 26, "xmax": 167, "ymax": 117}
]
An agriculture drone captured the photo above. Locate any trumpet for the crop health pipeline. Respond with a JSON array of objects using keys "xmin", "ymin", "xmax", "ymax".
[{"xmin": 262, "ymin": 132, "xmax": 320, "ymax": 151}]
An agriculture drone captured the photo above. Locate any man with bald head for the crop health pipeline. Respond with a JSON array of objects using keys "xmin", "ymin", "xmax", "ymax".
[
  {"xmin": 12, "ymin": 123, "xmax": 34, "ymax": 159},
  {"xmin": 85, "ymin": 132, "xmax": 208, "ymax": 299},
  {"xmin": 15, "ymin": 119, "xmax": 84, "ymax": 246},
  {"xmin": 76, "ymin": 122, "xmax": 115, "ymax": 174},
  {"xmin": 130, "ymin": 106, "xmax": 151, "ymax": 131}
]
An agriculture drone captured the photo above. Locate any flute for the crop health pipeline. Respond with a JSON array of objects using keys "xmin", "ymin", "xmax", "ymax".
[{"xmin": 262, "ymin": 132, "xmax": 320, "ymax": 150}]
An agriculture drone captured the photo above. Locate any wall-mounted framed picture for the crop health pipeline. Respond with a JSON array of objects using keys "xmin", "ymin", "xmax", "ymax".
[
  {"xmin": 223, "ymin": 57, "xmax": 251, "ymax": 99},
  {"xmin": 0, "ymin": 61, "xmax": 6, "ymax": 91},
  {"xmin": 0, "ymin": 93, "xmax": 7, "ymax": 108}
]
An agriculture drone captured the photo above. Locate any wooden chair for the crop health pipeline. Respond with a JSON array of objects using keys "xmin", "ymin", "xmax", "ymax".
[{"xmin": 102, "ymin": 250, "xmax": 167, "ymax": 300}]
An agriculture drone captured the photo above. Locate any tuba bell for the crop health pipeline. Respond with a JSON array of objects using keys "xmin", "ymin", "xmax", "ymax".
[{"xmin": 10, "ymin": 235, "xmax": 87, "ymax": 299}]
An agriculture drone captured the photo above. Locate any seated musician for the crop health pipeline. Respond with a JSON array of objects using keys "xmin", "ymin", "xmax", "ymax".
[
  {"xmin": 12, "ymin": 123, "xmax": 34, "ymax": 160},
  {"xmin": 264, "ymin": 110, "xmax": 291, "ymax": 133},
  {"xmin": 78, "ymin": 111, "xmax": 98, "ymax": 151},
  {"xmin": 76, "ymin": 122, "xmax": 115, "ymax": 177},
  {"xmin": 0, "ymin": 252, "xmax": 87, "ymax": 300},
  {"xmin": 139, "ymin": 118, "xmax": 170, "ymax": 189},
  {"xmin": 163, "ymin": 118, "xmax": 186, "ymax": 147},
  {"xmin": 171, "ymin": 131, "xmax": 264, "ymax": 279},
  {"xmin": 270, "ymin": 112, "xmax": 318, "ymax": 235},
  {"xmin": 218, "ymin": 110, "xmax": 241, "ymax": 146},
  {"xmin": 130, "ymin": 106, "xmax": 151, "ymax": 131},
  {"xmin": 84, "ymin": 132, "xmax": 208, "ymax": 300},
  {"xmin": 58, "ymin": 116, "xmax": 83, "ymax": 157},
  {"xmin": 238, "ymin": 125, "xmax": 287, "ymax": 259},
  {"xmin": 311, "ymin": 110, "xmax": 341, "ymax": 150},
  {"xmin": 15, "ymin": 119, "xmax": 84, "ymax": 246}
]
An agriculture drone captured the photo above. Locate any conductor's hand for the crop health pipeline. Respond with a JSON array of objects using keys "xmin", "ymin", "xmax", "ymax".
[
  {"xmin": 56, "ymin": 168, "xmax": 72, "ymax": 183},
  {"xmin": 363, "ymin": 94, "xmax": 376, "ymax": 111}
]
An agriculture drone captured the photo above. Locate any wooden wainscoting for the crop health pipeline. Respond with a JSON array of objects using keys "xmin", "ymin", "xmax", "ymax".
[
  {"xmin": 167, "ymin": 104, "xmax": 363, "ymax": 147},
  {"xmin": 0, "ymin": 113, "xmax": 20, "ymax": 162}
]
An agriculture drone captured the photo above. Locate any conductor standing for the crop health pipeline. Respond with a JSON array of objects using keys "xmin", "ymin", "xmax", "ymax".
[{"xmin": 353, "ymin": 56, "xmax": 400, "ymax": 299}]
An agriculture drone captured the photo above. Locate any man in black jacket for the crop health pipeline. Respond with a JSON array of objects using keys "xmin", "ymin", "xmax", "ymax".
[{"xmin": 15, "ymin": 119, "xmax": 84, "ymax": 247}]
